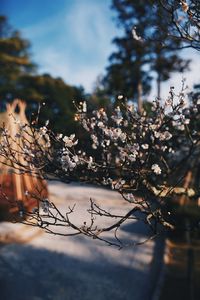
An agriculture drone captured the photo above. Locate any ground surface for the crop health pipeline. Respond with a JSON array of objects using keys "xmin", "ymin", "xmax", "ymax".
[{"xmin": 0, "ymin": 181, "xmax": 163, "ymax": 300}]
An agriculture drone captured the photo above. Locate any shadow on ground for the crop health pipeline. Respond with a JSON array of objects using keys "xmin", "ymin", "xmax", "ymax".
[{"xmin": 0, "ymin": 243, "xmax": 153, "ymax": 300}]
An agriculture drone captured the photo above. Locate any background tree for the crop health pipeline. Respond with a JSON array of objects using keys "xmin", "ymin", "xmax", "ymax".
[
  {"xmin": 89, "ymin": 75, "xmax": 111, "ymax": 111},
  {"xmin": 158, "ymin": 0, "xmax": 200, "ymax": 51},
  {"xmin": 104, "ymin": 0, "xmax": 190, "ymax": 109},
  {"xmin": 150, "ymin": 2, "xmax": 190, "ymax": 98},
  {"xmin": 0, "ymin": 15, "xmax": 35, "ymax": 102},
  {"xmin": 0, "ymin": 16, "xmax": 87, "ymax": 134},
  {"xmin": 16, "ymin": 73, "xmax": 85, "ymax": 134},
  {"xmin": 104, "ymin": 1, "xmax": 153, "ymax": 112}
]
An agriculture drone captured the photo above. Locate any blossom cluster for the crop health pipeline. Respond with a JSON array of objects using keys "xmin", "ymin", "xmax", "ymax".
[
  {"xmin": 1, "ymin": 88, "xmax": 199, "ymax": 198},
  {"xmin": 77, "ymin": 96, "xmax": 198, "ymax": 189}
]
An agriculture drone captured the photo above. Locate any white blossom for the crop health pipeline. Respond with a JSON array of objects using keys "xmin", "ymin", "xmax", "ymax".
[
  {"xmin": 129, "ymin": 150, "xmax": 138, "ymax": 161},
  {"xmin": 161, "ymin": 145, "xmax": 168, "ymax": 152},
  {"xmin": 82, "ymin": 101, "xmax": 87, "ymax": 113},
  {"xmin": 57, "ymin": 133, "xmax": 63, "ymax": 139},
  {"xmin": 112, "ymin": 179, "xmax": 126, "ymax": 190},
  {"xmin": 154, "ymin": 131, "xmax": 172, "ymax": 141},
  {"xmin": 39, "ymin": 126, "xmax": 47, "ymax": 135},
  {"xmin": 165, "ymin": 98, "xmax": 173, "ymax": 107},
  {"xmin": 151, "ymin": 164, "xmax": 161, "ymax": 175},
  {"xmin": 178, "ymin": 124, "xmax": 185, "ymax": 131},
  {"xmin": 73, "ymin": 155, "xmax": 79, "ymax": 163},
  {"xmin": 87, "ymin": 156, "xmax": 93, "ymax": 169},
  {"xmin": 61, "ymin": 154, "xmax": 77, "ymax": 171},
  {"xmin": 97, "ymin": 121, "xmax": 104, "ymax": 128},
  {"xmin": 63, "ymin": 134, "xmax": 77, "ymax": 147},
  {"xmin": 168, "ymin": 147, "xmax": 174, "ymax": 153},
  {"xmin": 150, "ymin": 124, "xmax": 158, "ymax": 130},
  {"xmin": 124, "ymin": 193, "xmax": 135, "ymax": 202},
  {"xmin": 193, "ymin": 107, "xmax": 198, "ymax": 113},
  {"xmin": 132, "ymin": 27, "xmax": 142, "ymax": 41},
  {"xmin": 184, "ymin": 118, "xmax": 190, "ymax": 125},
  {"xmin": 91, "ymin": 134, "xmax": 99, "ymax": 146},
  {"xmin": 141, "ymin": 144, "xmax": 149, "ymax": 150}
]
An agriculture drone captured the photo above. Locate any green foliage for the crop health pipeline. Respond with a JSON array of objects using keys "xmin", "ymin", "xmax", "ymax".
[
  {"xmin": 16, "ymin": 74, "xmax": 84, "ymax": 134},
  {"xmin": 150, "ymin": 3, "xmax": 190, "ymax": 97},
  {"xmin": 0, "ymin": 15, "xmax": 112, "ymax": 134},
  {"xmin": 104, "ymin": 1, "xmax": 153, "ymax": 106},
  {"xmin": 0, "ymin": 16, "xmax": 84, "ymax": 134},
  {"xmin": 0, "ymin": 16, "xmax": 35, "ymax": 101}
]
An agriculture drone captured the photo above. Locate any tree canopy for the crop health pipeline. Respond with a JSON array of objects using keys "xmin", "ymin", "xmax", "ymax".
[
  {"xmin": 0, "ymin": 16, "xmax": 35, "ymax": 102},
  {"xmin": 103, "ymin": 0, "xmax": 190, "ymax": 110}
]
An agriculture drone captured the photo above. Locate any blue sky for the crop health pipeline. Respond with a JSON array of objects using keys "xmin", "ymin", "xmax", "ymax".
[
  {"xmin": 1, "ymin": 0, "xmax": 119, "ymax": 92},
  {"xmin": 1, "ymin": 0, "xmax": 200, "ymax": 97}
]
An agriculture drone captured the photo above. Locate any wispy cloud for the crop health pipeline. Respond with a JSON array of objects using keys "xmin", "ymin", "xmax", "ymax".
[
  {"xmin": 65, "ymin": 0, "xmax": 116, "ymax": 55},
  {"xmin": 20, "ymin": 0, "xmax": 118, "ymax": 92},
  {"xmin": 35, "ymin": 47, "xmax": 103, "ymax": 91}
]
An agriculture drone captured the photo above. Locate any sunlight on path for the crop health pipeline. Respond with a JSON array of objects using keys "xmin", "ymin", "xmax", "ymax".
[{"xmin": 0, "ymin": 181, "xmax": 158, "ymax": 300}]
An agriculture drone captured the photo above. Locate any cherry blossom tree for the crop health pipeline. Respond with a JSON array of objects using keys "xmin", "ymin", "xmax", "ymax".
[{"xmin": 0, "ymin": 85, "xmax": 200, "ymax": 248}]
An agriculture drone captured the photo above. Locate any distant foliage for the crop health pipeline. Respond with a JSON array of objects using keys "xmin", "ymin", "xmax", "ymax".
[{"xmin": 103, "ymin": 0, "xmax": 190, "ymax": 110}]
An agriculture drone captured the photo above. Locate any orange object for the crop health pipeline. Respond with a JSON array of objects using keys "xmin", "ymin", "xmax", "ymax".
[{"xmin": 0, "ymin": 100, "xmax": 48, "ymax": 220}]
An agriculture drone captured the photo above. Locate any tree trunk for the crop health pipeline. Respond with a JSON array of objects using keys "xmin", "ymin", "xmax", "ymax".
[
  {"xmin": 157, "ymin": 73, "xmax": 161, "ymax": 99},
  {"xmin": 137, "ymin": 80, "xmax": 143, "ymax": 113},
  {"xmin": 180, "ymin": 170, "xmax": 192, "ymax": 206}
]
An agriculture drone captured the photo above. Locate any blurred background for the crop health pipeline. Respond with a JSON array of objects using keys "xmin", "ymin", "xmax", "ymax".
[{"xmin": 0, "ymin": 1, "xmax": 200, "ymax": 300}]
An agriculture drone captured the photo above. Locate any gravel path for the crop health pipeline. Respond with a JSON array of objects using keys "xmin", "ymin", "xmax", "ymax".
[{"xmin": 0, "ymin": 181, "xmax": 162, "ymax": 300}]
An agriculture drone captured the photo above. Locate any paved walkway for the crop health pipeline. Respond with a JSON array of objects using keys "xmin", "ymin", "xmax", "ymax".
[{"xmin": 0, "ymin": 181, "xmax": 162, "ymax": 300}]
